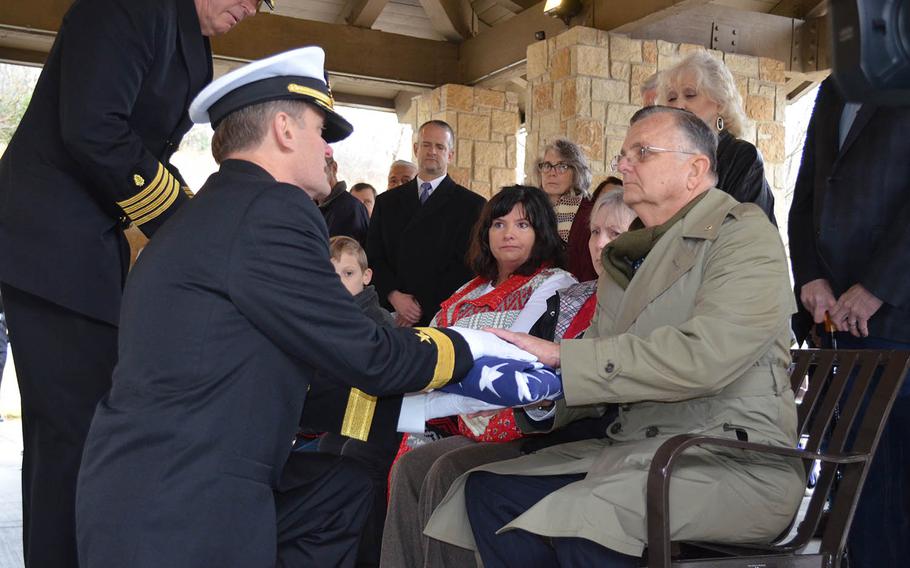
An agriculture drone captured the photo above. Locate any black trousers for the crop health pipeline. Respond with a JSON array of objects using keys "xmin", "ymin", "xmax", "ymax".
[
  {"xmin": 277, "ymin": 451, "xmax": 374, "ymax": 567},
  {"xmin": 1, "ymin": 284, "xmax": 117, "ymax": 568},
  {"xmin": 465, "ymin": 471, "xmax": 640, "ymax": 568},
  {"xmin": 318, "ymin": 432, "xmax": 398, "ymax": 568}
]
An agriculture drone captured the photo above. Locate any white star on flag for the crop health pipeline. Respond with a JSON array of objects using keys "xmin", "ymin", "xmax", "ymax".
[
  {"xmin": 478, "ymin": 363, "xmax": 508, "ymax": 398},
  {"xmin": 514, "ymin": 370, "xmax": 533, "ymax": 402}
]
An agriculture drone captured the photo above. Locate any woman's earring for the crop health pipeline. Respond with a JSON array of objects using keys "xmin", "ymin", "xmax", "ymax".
[{"xmin": 715, "ymin": 115, "xmax": 725, "ymax": 131}]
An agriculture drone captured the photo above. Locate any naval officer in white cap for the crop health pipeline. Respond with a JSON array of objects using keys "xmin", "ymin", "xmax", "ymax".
[{"xmin": 74, "ymin": 46, "xmax": 530, "ymax": 568}]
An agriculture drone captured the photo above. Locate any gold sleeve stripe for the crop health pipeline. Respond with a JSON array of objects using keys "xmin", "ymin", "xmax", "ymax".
[
  {"xmin": 182, "ymin": 186, "xmax": 194, "ymax": 199},
  {"xmin": 119, "ymin": 163, "xmax": 165, "ymax": 208},
  {"xmin": 340, "ymin": 388, "xmax": 377, "ymax": 442},
  {"xmin": 129, "ymin": 175, "xmax": 178, "ymax": 221},
  {"xmin": 415, "ymin": 327, "xmax": 456, "ymax": 391},
  {"xmin": 119, "ymin": 163, "xmax": 166, "ymax": 209},
  {"xmin": 118, "ymin": 163, "xmax": 180, "ymax": 223},
  {"xmin": 132, "ymin": 175, "xmax": 180, "ymax": 227},
  {"xmin": 122, "ymin": 170, "xmax": 174, "ymax": 217}
]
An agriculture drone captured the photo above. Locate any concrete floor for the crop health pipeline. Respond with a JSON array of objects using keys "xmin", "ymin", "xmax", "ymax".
[
  {"xmin": 0, "ymin": 419, "xmax": 22, "ymax": 568},
  {"xmin": 0, "ymin": 347, "xmax": 23, "ymax": 568}
]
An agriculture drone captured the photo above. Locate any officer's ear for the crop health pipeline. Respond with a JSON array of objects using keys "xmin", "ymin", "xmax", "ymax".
[{"xmin": 272, "ymin": 111, "xmax": 297, "ymax": 152}]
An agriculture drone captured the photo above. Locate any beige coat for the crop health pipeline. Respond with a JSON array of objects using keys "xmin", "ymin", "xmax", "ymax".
[{"xmin": 425, "ymin": 189, "xmax": 805, "ymax": 557}]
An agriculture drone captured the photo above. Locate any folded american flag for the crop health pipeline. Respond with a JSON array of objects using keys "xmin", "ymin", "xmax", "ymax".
[{"xmin": 440, "ymin": 356, "xmax": 563, "ymax": 406}]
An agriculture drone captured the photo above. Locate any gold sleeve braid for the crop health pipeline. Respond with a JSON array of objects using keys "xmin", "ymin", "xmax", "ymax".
[
  {"xmin": 340, "ymin": 389, "xmax": 377, "ymax": 442},
  {"xmin": 414, "ymin": 327, "xmax": 456, "ymax": 391},
  {"xmin": 118, "ymin": 163, "xmax": 181, "ymax": 227},
  {"xmin": 338, "ymin": 328, "xmax": 456, "ymax": 440}
]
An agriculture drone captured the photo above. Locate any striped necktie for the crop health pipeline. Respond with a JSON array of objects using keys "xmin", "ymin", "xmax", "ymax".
[{"xmin": 419, "ymin": 182, "xmax": 432, "ymax": 204}]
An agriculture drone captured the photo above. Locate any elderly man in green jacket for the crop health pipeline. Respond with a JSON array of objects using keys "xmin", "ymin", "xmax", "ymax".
[{"xmin": 424, "ymin": 106, "xmax": 805, "ymax": 566}]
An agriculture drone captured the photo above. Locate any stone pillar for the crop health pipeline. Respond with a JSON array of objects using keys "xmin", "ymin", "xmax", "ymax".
[
  {"xmin": 403, "ymin": 84, "xmax": 520, "ymax": 198},
  {"xmin": 525, "ymin": 27, "xmax": 789, "ymax": 218}
]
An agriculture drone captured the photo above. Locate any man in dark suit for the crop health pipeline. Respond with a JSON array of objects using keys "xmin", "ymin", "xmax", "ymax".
[
  {"xmin": 319, "ymin": 155, "xmax": 370, "ymax": 244},
  {"xmin": 0, "ymin": 0, "xmax": 267, "ymax": 565},
  {"xmin": 367, "ymin": 120, "xmax": 486, "ymax": 326},
  {"xmin": 74, "ymin": 46, "xmax": 526, "ymax": 568},
  {"xmin": 788, "ymin": 76, "xmax": 910, "ymax": 567}
]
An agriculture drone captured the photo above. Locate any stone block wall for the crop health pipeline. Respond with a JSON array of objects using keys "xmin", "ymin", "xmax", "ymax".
[
  {"xmin": 525, "ymin": 26, "xmax": 788, "ymax": 216},
  {"xmin": 406, "ymin": 84, "xmax": 521, "ymax": 198}
]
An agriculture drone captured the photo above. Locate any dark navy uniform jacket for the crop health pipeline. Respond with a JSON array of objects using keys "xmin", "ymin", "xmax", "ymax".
[
  {"xmin": 367, "ymin": 175, "xmax": 485, "ymax": 326},
  {"xmin": 75, "ymin": 160, "xmax": 472, "ymax": 567},
  {"xmin": 0, "ymin": 0, "xmax": 210, "ymax": 324}
]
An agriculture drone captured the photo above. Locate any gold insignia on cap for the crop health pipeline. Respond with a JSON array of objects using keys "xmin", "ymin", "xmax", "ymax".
[
  {"xmin": 287, "ymin": 83, "xmax": 334, "ymax": 109},
  {"xmin": 133, "ymin": 174, "xmax": 145, "ymax": 187}
]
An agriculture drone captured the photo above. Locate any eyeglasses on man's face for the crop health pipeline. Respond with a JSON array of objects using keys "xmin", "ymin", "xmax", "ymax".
[
  {"xmin": 537, "ymin": 161, "xmax": 572, "ymax": 174},
  {"xmin": 610, "ymin": 145, "xmax": 698, "ymax": 173}
]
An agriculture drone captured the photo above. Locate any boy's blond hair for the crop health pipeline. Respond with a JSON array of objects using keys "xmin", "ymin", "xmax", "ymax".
[{"xmin": 328, "ymin": 236, "xmax": 368, "ymax": 271}]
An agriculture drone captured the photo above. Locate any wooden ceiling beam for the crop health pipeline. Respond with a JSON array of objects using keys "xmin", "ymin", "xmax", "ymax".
[
  {"xmin": 594, "ymin": 0, "xmax": 710, "ymax": 33},
  {"xmin": 0, "ymin": 46, "xmax": 46, "ymax": 66},
  {"xmin": 340, "ymin": 0, "xmax": 391, "ymax": 28},
  {"xmin": 0, "ymin": 2, "xmax": 459, "ymax": 87},
  {"xmin": 418, "ymin": 0, "xmax": 474, "ymax": 41},
  {"xmin": 613, "ymin": 3, "xmax": 802, "ymax": 70},
  {"xmin": 458, "ymin": 0, "xmax": 566, "ymax": 84},
  {"xmin": 212, "ymin": 14, "xmax": 459, "ymax": 85}
]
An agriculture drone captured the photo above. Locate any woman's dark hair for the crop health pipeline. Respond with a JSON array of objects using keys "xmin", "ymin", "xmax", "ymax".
[{"xmin": 468, "ymin": 185, "xmax": 566, "ymax": 282}]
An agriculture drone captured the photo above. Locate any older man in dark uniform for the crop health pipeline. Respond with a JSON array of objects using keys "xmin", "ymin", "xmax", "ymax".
[
  {"xmin": 0, "ymin": 0, "xmax": 269, "ymax": 565},
  {"xmin": 74, "ymin": 46, "xmax": 526, "ymax": 568}
]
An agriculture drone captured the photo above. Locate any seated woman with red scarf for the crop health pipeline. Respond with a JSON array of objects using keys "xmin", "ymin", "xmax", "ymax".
[
  {"xmin": 381, "ymin": 185, "xmax": 575, "ymax": 567},
  {"xmin": 381, "ymin": 183, "xmax": 636, "ymax": 568}
]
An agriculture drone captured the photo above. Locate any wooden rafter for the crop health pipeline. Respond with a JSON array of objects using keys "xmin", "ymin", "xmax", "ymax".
[
  {"xmin": 418, "ymin": 0, "xmax": 473, "ymax": 41},
  {"xmin": 340, "ymin": 0, "xmax": 391, "ymax": 28}
]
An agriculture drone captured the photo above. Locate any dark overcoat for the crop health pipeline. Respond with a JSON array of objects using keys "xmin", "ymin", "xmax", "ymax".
[
  {"xmin": 75, "ymin": 160, "xmax": 472, "ymax": 567},
  {"xmin": 366, "ymin": 176, "xmax": 485, "ymax": 326},
  {"xmin": 789, "ymin": 78, "xmax": 910, "ymax": 342},
  {"xmin": 0, "ymin": 0, "xmax": 208, "ymax": 324},
  {"xmin": 320, "ymin": 181, "xmax": 370, "ymax": 245}
]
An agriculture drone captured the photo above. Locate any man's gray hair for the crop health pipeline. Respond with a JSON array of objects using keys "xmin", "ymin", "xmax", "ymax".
[
  {"xmin": 536, "ymin": 138, "xmax": 592, "ymax": 198},
  {"xmin": 391, "ymin": 159, "xmax": 417, "ymax": 170},
  {"xmin": 630, "ymin": 106, "xmax": 718, "ymax": 179}
]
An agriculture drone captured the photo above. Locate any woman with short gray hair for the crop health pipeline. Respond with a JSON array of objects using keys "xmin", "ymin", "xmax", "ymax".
[
  {"xmin": 657, "ymin": 50, "xmax": 775, "ymax": 222},
  {"xmin": 535, "ymin": 138, "xmax": 597, "ymax": 280}
]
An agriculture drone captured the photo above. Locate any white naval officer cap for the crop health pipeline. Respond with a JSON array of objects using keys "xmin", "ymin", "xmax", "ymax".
[{"xmin": 188, "ymin": 46, "xmax": 353, "ymax": 143}]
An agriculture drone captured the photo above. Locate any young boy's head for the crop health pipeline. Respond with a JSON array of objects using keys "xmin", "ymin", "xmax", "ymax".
[{"xmin": 329, "ymin": 236, "xmax": 372, "ymax": 296}]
